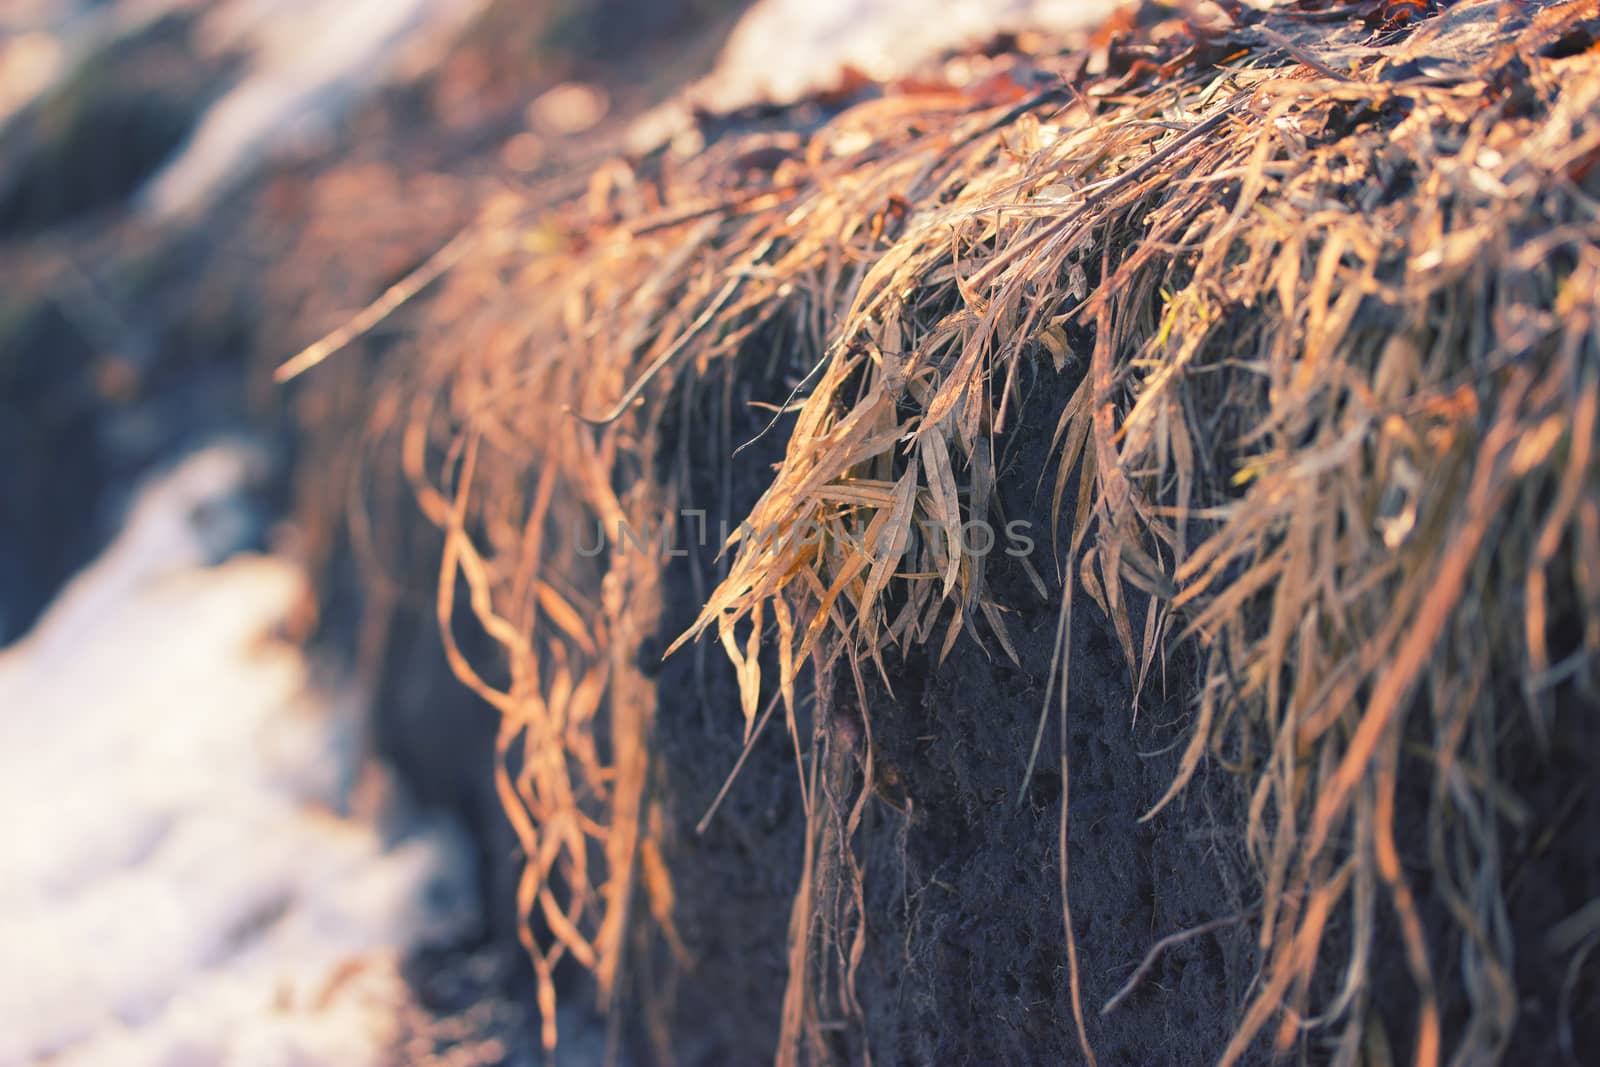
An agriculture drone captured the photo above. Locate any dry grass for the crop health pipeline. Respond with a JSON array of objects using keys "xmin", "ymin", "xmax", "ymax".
[{"xmin": 287, "ymin": 0, "xmax": 1600, "ymax": 1061}]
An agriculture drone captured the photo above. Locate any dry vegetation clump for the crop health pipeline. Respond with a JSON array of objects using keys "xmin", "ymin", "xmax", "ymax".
[{"xmin": 286, "ymin": 0, "xmax": 1600, "ymax": 1061}]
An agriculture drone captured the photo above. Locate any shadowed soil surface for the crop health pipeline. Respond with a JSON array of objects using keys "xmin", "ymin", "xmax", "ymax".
[{"xmin": 618, "ymin": 336, "xmax": 1262, "ymax": 1064}]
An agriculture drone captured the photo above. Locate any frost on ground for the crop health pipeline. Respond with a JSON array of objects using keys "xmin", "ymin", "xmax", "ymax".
[{"xmin": 0, "ymin": 443, "xmax": 477, "ymax": 1067}]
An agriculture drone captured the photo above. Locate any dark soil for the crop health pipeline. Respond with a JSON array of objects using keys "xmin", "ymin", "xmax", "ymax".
[
  {"xmin": 626, "ymin": 347, "xmax": 1264, "ymax": 1065},
  {"xmin": 624, "ymin": 338, "xmax": 818, "ymax": 1064},
  {"xmin": 1494, "ymin": 683, "xmax": 1600, "ymax": 1058},
  {"xmin": 839, "ymin": 375, "xmax": 1262, "ymax": 1066}
]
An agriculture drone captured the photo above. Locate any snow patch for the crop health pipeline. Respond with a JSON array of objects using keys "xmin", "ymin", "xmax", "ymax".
[
  {"xmin": 0, "ymin": 444, "xmax": 476, "ymax": 1067},
  {"xmin": 703, "ymin": 0, "xmax": 1111, "ymax": 108}
]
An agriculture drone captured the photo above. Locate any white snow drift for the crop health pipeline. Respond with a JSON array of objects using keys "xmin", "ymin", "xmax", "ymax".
[{"xmin": 0, "ymin": 444, "xmax": 476, "ymax": 1067}]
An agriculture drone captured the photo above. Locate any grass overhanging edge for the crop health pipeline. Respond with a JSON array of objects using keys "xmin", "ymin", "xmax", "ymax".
[{"xmin": 284, "ymin": 1, "xmax": 1600, "ymax": 1061}]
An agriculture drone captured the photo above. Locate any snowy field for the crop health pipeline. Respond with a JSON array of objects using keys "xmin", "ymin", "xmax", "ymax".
[{"xmin": 0, "ymin": 445, "xmax": 478, "ymax": 1067}]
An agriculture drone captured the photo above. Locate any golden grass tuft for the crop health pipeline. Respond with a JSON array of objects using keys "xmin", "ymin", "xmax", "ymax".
[{"xmin": 288, "ymin": 0, "xmax": 1600, "ymax": 1060}]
